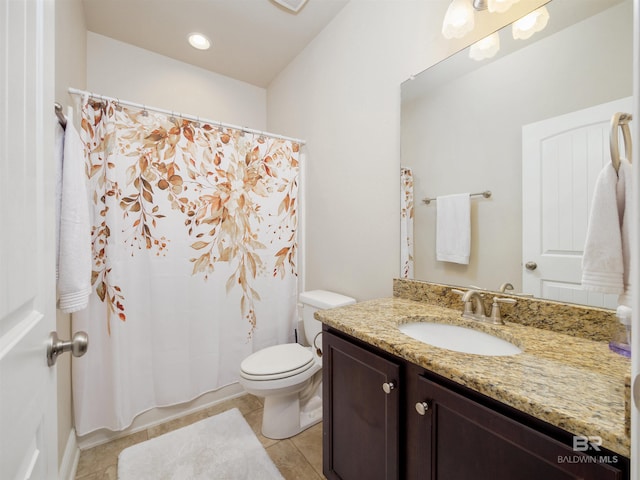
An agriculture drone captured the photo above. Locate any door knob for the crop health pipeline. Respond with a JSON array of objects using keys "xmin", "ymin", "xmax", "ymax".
[
  {"xmin": 47, "ymin": 331, "xmax": 89, "ymax": 366},
  {"xmin": 525, "ymin": 261, "xmax": 537, "ymax": 271},
  {"xmin": 415, "ymin": 401, "xmax": 431, "ymax": 415},
  {"xmin": 382, "ymin": 382, "xmax": 396, "ymax": 394}
]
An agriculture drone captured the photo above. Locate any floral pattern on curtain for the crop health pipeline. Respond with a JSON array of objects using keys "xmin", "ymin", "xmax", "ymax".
[
  {"xmin": 82, "ymin": 100, "xmax": 299, "ymax": 336},
  {"xmin": 73, "ymin": 99, "xmax": 300, "ymax": 435},
  {"xmin": 400, "ymin": 167, "xmax": 414, "ymax": 278}
]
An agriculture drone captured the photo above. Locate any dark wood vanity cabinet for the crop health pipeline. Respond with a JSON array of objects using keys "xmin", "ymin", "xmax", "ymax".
[
  {"xmin": 323, "ymin": 327, "xmax": 629, "ymax": 480},
  {"xmin": 322, "ymin": 330, "xmax": 401, "ymax": 480},
  {"xmin": 407, "ymin": 368, "xmax": 626, "ymax": 479}
]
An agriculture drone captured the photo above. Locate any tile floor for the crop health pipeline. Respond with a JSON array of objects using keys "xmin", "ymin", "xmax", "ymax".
[{"xmin": 74, "ymin": 394, "xmax": 326, "ymax": 480}]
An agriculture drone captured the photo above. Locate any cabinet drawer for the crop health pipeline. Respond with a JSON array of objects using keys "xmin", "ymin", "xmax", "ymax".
[{"xmin": 414, "ymin": 375, "xmax": 625, "ymax": 480}]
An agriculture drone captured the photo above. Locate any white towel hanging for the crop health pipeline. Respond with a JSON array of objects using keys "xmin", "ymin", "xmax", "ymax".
[
  {"xmin": 436, "ymin": 193, "xmax": 471, "ymax": 265},
  {"xmin": 57, "ymin": 108, "xmax": 92, "ymax": 313}
]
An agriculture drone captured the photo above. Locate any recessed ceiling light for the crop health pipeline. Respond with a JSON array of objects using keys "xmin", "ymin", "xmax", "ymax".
[{"xmin": 188, "ymin": 33, "xmax": 211, "ymax": 50}]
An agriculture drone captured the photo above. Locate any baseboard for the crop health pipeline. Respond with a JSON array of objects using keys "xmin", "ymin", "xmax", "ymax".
[
  {"xmin": 77, "ymin": 382, "xmax": 246, "ymax": 450},
  {"xmin": 59, "ymin": 428, "xmax": 80, "ymax": 480}
]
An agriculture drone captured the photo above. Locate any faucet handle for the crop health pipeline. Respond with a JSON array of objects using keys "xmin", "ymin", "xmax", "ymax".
[
  {"xmin": 490, "ymin": 296, "xmax": 517, "ymax": 324},
  {"xmin": 499, "ymin": 282, "xmax": 514, "ymax": 292},
  {"xmin": 451, "ymin": 288, "xmax": 484, "ymax": 298}
]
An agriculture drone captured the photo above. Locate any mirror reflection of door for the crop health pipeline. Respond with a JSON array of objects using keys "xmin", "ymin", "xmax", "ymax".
[{"xmin": 522, "ymin": 97, "xmax": 632, "ymax": 308}]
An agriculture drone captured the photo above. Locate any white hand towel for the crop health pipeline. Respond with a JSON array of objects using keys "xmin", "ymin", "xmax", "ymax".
[
  {"xmin": 436, "ymin": 193, "xmax": 470, "ymax": 265},
  {"xmin": 58, "ymin": 122, "xmax": 92, "ymax": 313},
  {"xmin": 581, "ymin": 161, "xmax": 630, "ymax": 304},
  {"xmin": 617, "ymin": 159, "xmax": 633, "ymax": 307}
]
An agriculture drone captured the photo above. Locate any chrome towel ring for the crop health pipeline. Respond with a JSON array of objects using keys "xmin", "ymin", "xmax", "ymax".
[{"xmin": 610, "ymin": 112, "xmax": 633, "ymax": 174}]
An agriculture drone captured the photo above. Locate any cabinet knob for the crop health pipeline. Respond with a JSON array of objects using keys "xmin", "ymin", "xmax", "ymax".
[
  {"xmin": 382, "ymin": 382, "xmax": 396, "ymax": 394},
  {"xmin": 415, "ymin": 401, "xmax": 431, "ymax": 415}
]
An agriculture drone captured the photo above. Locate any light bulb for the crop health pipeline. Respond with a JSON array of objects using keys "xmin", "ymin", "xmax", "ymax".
[
  {"xmin": 442, "ymin": 0, "xmax": 475, "ymax": 39},
  {"xmin": 512, "ymin": 6, "xmax": 550, "ymax": 40},
  {"xmin": 487, "ymin": 0, "xmax": 520, "ymax": 14},
  {"xmin": 188, "ymin": 33, "xmax": 211, "ymax": 50},
  {"xmin": 469, "ymin": 31, "xmax": 500, "ymax": 61}
]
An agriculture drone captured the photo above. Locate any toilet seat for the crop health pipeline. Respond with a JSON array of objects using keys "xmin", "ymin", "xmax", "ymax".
[{"xmin": 240, "ymin": 343, "xmax": 316, "ymax": 381}]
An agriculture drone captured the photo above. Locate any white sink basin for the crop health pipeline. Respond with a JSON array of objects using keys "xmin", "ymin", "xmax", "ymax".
[{"xmin": 399, "ymin": 322, "xmax": 522, "ymax": 356}]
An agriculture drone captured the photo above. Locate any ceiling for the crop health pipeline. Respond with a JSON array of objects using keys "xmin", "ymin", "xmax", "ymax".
[{"xmin": 82, "ymin": 0, "xmax": 350, "ymax": 88}]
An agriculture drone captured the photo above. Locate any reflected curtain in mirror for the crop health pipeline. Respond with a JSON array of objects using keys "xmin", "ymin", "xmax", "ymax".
[{"xmin": 401, "ymin": 167, "xmax": 414, "ymax": 278}]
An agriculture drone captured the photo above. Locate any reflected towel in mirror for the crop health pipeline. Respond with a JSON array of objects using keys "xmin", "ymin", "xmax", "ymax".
[{"xmin": 436, "ymin": 193, "xmax": 470, "ymax": 265}]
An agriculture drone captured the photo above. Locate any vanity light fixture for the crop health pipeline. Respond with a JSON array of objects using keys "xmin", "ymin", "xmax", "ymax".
[
  {"xmin": 472, "ymin": 0, "xmax": 488, "ymax": 10},
  {"xmin": 469, "ymin": 31, "xmax": 500, "ymax": 61},
  {"xmin": 512, "ymin": 6, "xmax": 550, "ymax": 40},
  {"xmin": 442, "ymin": 0, "xmax": 476, "ymax": 39},
  {"xmin": 441, "ymin": 0, "xmax": 551, "ymax": 61},
  {"xmin": 188, "ymin": 33, "xmax": 211, "ymax": 50}
]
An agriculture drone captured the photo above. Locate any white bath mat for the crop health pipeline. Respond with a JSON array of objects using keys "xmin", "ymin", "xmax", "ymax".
[{"xmin": 118, "ymin": 408, "xmax": 284, "ymax": 480}]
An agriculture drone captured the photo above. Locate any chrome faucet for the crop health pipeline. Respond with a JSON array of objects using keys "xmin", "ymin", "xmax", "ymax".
[
  {"xmin": 460, "ymin": 290, "xmax": 487, "ymax": 321},
  {"xmin": 452, "ymin": 288, "xmax": 516, "ymax": 325}
]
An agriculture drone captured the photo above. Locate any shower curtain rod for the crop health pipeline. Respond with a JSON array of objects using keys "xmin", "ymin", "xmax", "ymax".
[{"xmin": 68, "ymin": 87, "xmax": 307, "ymax": 146}]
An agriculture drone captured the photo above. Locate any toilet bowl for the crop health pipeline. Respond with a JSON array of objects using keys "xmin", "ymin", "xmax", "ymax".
[{"xmin": 239, "ymin": 290, "xmax": 355, "ymax": 439}]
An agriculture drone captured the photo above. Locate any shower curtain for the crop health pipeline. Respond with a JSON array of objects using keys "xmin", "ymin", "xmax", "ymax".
[
  {"xmin": 400, "ymin": 167, "xmax": 414, "ymax": 278},
  {"xmin": 72, "ymin": 99, "xmax": 300, "ymax": 435}
]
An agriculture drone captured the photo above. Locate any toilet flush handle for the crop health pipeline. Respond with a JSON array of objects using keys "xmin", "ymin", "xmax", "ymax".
[{"xmin": 313, "ymin": 332, "xmax": 323, "ymax": 357}]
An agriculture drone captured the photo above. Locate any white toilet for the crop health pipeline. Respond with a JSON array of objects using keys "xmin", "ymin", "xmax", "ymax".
[{"xmin": 239, "ymin": 290, "xmax": 355, "ymax": 439}]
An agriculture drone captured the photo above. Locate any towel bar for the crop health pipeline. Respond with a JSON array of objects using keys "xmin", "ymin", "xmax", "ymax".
[{"xmin": 422, "ymin": 190, "xmax": 491, "ymax": 205}]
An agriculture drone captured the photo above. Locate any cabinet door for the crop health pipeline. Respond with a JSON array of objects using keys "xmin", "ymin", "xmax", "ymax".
[
  {"xmin": 413, "ymin": 374, "xmax": 625, "ymax": 480},
  {"xmin": 323, "ymin": 331, "xmax": 401, "ymax": 480}
]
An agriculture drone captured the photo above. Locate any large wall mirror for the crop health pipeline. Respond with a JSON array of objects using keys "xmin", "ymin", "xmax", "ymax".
[{"xmin": 401, "ymin": 0, "xmax": 633, "ymax": 308}]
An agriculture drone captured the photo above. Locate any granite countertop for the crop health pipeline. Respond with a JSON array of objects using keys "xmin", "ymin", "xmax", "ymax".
[{"xmin": 317, "ymin": 297, "xmax": 631, "ymax": 457}]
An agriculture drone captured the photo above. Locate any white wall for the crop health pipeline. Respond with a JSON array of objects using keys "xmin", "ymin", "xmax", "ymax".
[
  {"xmin": 86, "ymin": 32, "xmax": 267, "ymax": 130},
  {"xmin": 267, "ymin": 0, "xmax": 549, "ymax": 301}
]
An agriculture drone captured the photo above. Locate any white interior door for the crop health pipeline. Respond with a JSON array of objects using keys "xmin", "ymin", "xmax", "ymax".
[
  {"xmin": 0, "ymin": 0, "xmax": 58, "ymax": 479},
  {"xmin": 522, "ymin": 97, "xmax": 633, "ymax": 308}
]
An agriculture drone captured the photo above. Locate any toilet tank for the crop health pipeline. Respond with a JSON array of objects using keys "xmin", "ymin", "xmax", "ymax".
[{"xmin": 299, "ymin": 290, "xmax": 356, "ymax": 345}]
